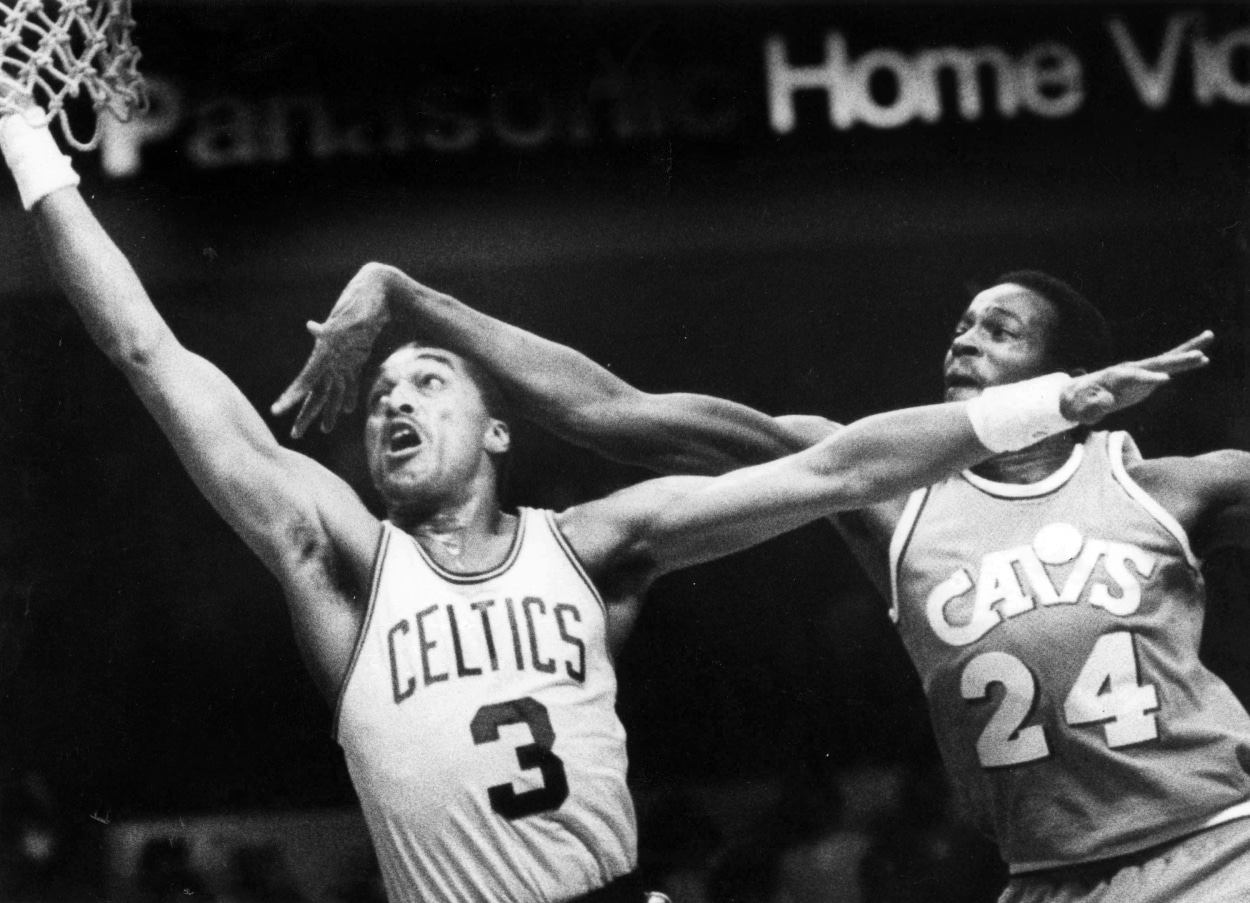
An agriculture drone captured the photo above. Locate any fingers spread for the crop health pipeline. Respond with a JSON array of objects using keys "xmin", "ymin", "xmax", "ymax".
[
  {"xmin": 271, "ymin": 383, "xmax": 302, "ymax": 416},
  {"xmin": 272, "ymin": 364, "xmax": 318, "ymax": 417},
  {"xmin": 321, "ymin": 378, "xmax": 346, "ymax": 433},
  {"xmin": 293, "ymin": 383, "xmax": 329, "ymax": 439},
  {"xmin": 1146, "ymin": 351, "xmax": 1208, "ymax": 375},
  {"xmin": 343, "ymin": 372, "xmax": 360, "ymax": 414},
  {"xmin": 1113, "ymin": 366, "xmax": 1171, "ymax": 384},
  {"xmin": 1165, "ymin": 330, "xmax": 1214, "ymax": 356},
  {"xmin": 1136, "ymin": 331, "xmax": 1213, "ymax": 372}
]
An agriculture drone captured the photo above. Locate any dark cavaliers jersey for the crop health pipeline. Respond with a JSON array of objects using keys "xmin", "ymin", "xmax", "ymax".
[{"xmin": 890, "ymin": 431, "xmax": 1250, "ymax": 872}]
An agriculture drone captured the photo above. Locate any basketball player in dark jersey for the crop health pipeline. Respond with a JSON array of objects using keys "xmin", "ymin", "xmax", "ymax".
[
  {"xmin": 1, "ymin": 99, "xmax": 1201, "ymax": 902},
  {"xmin": 287, "ymin": 262, "xmax": 1250, "ymax": 902}
]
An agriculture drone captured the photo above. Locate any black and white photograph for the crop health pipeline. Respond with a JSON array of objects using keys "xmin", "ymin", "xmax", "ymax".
[{"xmin": 0, "ymin": 1, "xmax": 1247, "ymax": 901}]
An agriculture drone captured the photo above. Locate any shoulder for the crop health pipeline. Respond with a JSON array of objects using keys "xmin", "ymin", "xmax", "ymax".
[
  {"xmin": 553, "ymin": 477, "xmax": 698, "ymax": 567},
  {"xmin": 552, "ymin": 476, "xmax": 705, "ymax": 593},
  {"xmin": 1126, "ymin": 449, "xmax": 1250, "ymax": 500},
  {"xmin": 1124, "ymin": 449, "xmax": 1250, "ymax": 540}
]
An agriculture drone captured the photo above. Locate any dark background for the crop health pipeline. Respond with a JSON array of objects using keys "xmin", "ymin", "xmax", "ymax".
[{"xmin": 0, "ymin": 0, "xmax": 1245, "ymax": 859}]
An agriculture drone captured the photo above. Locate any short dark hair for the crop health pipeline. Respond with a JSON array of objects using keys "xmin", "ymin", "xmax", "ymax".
[
  {"xmin": 995, "ymin": 270, "xmax": 1113, "ymax": 373},
  {"xmin": 455, "ymin": 351, "xmax": 514, "ymax": 498},
  {"xmin": 456, "ymin": 354, "xmax": 514, "ymax": 427}
]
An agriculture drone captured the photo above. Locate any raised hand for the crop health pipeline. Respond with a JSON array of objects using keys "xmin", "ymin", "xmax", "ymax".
[
  {"xmin": 1060, "ymin": 331, "xmax": 1213, "ymax": 425},
  {"xmin": 0, "ymin": 82, "xmax": 37, "ymax": 120},
  {"xmin": 271, "ymin": 264, "xmax": 394, "ymax": 438}
]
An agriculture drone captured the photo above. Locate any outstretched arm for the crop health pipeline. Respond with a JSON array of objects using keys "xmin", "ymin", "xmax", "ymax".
[
  {"xmin": 272, "ymin": 263, "xmax": 812, "ymax": 474},
  {"xmin": 567, "ymin": 340, "xmax": 1212, "ymax": 580},
  {"xmin": 1128, "ymin": 450, "xmax": 1250, "ymax": 559},
  {"xmin": 1, "ymin": 111, "xmax": 377, "ymax": 621},
  {"xmin": 29, "ymin": 190, "xmax": 343, "ymax": 569}
]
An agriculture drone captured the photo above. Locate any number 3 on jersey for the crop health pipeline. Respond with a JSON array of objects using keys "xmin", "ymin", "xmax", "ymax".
[
  {"xmin": 471, "ymin": 697, "xmax": 570, "ymax": 820},
  {"xmin": 961, "ymin": 631, "xmax": 1159, "ymax": 768}
]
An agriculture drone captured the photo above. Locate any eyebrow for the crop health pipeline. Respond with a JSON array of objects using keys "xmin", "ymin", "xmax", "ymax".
[
  {"xmin": 413, "ymin": 351, "xmax": 457, "ymax": 369},
  {"xmin": 370, "ymin": 351, "xmax": 458, "ymax": 394},
  {"xmin": 981, "ymin": 305, "xmax": 1027, "ymax": 327}
]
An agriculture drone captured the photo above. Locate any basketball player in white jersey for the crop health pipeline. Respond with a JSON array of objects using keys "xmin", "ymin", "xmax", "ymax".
[
  {"xmin": 288, "ymin": 262, "xmax": 1250, "ymax": 902},
  {"xmin": 0, "ymin": 103, "xmax": 1207, "ymax": 903}
]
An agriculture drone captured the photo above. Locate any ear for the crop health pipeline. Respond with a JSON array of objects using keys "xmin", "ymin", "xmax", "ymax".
[{"xmin": 484, "ymin": 419, "xmax": 511, "ymax": 455}]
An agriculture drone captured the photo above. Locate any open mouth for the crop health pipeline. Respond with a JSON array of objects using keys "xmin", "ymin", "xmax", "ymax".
[
  {"xmin": 944, "ymin": 373, "xmax": 980, "ymax": 390},
  {"xmin": 387, "ymin": 422, "xmax": 423, "ymax": 454}
]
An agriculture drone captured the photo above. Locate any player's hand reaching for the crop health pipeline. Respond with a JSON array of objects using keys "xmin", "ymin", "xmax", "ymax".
[
  {"xmin": 0, "ymin": 84, "xmax": 22, "ymax": 108},
  {"xmin": 0, "ymin": 86, "xmax": 38, "ymax": 137},
  {"xmin": 1059, "ymin": 331, "xmax": 1213, "ymax": 425},
  {"xmin": 271, "ymin": 263, "xmax": 395, "ymax": 438}
]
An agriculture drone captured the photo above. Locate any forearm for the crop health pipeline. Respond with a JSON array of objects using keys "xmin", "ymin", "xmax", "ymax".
[
  {"xmin": 675, "ymin": 404, "xmax": 987, "ymax": 548},
  {"xmin": 654, "ymin": 394, "xmax": 1060, "ymax": 572},
  {"xmin": 372, "ymin": 262, "xmax": 634, "ymax": 424},
  {"xmin": 34, "ymin": 188, "xmax": 175, "ymax": 369},
  {"xmin": 2, "ymin": 109, "xmax": 174, "ymax": 368},
  {"xmin": 373, "ymin": 263, "xmax": 807, "ymax": 473},
  {"xmin": 806, "ymin": 402, "xmax": 988, "ymax": 507},
  {"xmin": 32, "ymin": 193, "xmax": 323, "ymax": 571},
  {"xmin": 808, "ymin": 372, "xmax": 1081, "ymax": 508}
]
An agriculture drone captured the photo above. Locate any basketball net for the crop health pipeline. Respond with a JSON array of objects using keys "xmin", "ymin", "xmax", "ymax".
[{"xmin": 0, "ymin": 0, "xmax": 145, "ymax": 151}]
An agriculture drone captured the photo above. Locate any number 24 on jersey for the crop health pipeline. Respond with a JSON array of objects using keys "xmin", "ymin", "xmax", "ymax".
[{"xmin": 962, "ymin": 631, "xmax": 1159, "ymax": 769}]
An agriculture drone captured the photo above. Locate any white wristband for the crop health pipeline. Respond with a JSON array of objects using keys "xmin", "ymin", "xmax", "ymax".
[
  {"xmin": 966, "ymin": 372, "xmax": 1078, "ymax": 453},
  {"xmin": 0, "ymin": 110, "xmax": 79, "ymax": 210}
]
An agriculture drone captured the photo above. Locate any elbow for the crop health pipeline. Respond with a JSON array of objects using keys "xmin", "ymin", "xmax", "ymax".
[
  {"xmin": 828, "ymin": 470, "xmax": 891, "ymax": 511},
  {"xmin": 357, "ymin": 261, "xmax": 406, "ymax": 299},
  {"xmin": 106, "ymin": 324, "xmax": 174, "ymax": 374},
  {"xmin": 360, "ymin": 260, "xmax": 400, "ymax": 283},
  {"xmin": 352, "ymin": 261, "xmax": 407, "ymax": 303}
]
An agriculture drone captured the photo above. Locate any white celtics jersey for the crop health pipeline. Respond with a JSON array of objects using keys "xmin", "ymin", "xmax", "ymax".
[{"xmin": 335, "ymin": 508, "xmax": 636, "ymax": 903}]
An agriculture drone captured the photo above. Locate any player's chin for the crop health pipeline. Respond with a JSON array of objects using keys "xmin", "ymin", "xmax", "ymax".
[
  {"xmin": 371, "ymin": 466, "xmax": 414, "ymax": 500},
  {"xmin": 378, "ymin": 471, "xmax": 419, "ymax": 499},
  {"xmin": 381, "ymin": 469, "xmax": 443, "ymax": 506}
]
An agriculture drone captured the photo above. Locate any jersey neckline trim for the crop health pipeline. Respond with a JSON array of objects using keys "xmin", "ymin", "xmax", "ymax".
[
  {"xmin": 396, "ymin": 508, "xmax": 528, "ymax": 584},
  {"xmin": 960, "ymin": 442, "xmax": 1085, "ymax": 498}
]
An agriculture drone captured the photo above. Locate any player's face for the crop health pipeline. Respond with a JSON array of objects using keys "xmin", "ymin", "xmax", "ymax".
[
  {"xmin": 944, "ymin": 284, "xmax": 1060, "ymax": 402},
  {"xmin": 363, "ymin": 347, "xmax": 506, "ymax": 509}
]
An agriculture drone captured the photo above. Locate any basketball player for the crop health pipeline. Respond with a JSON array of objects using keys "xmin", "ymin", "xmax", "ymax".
[
  {"xmin": 0, "ymin": 104, "xmax": 1207, "ymax": 902},
  {"xmin": 283, "ymin": 262, "xmax": 1250, "ymax": 902}
]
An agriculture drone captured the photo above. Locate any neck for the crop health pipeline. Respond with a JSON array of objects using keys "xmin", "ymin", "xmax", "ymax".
[
  {"xmin": 969, "ymin": 431, "xmax": 1081, "ymax": 484},
  {"xmin": 390, "ymin": 484, "xmax": 515, "ymax": 571}
]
